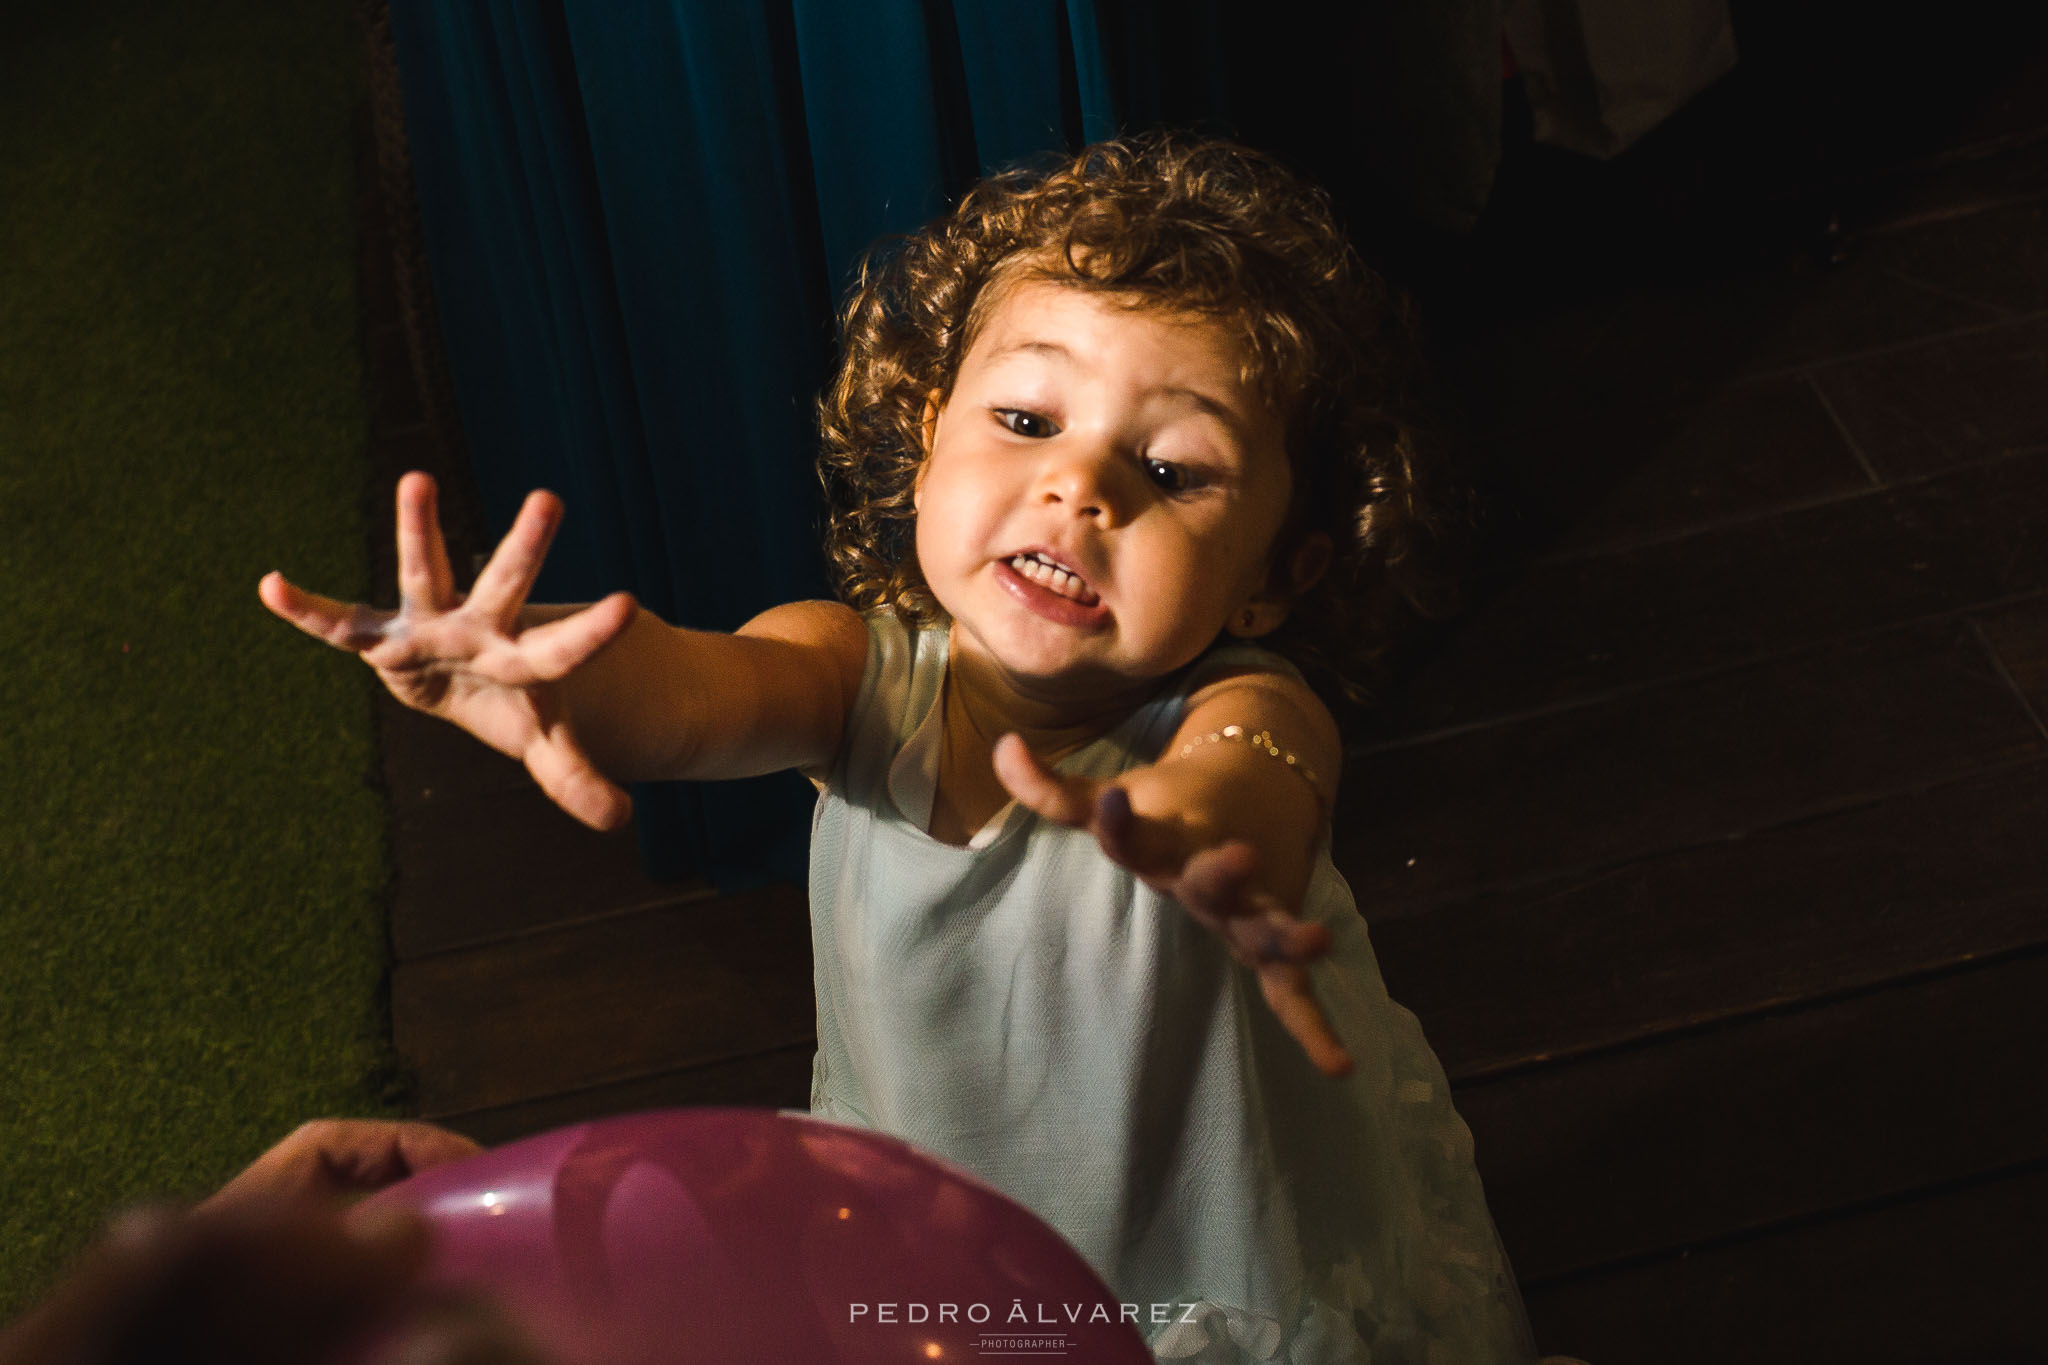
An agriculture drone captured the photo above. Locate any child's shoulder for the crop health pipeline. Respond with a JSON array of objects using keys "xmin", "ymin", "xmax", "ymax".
[
  {"xmin": 733, "ymin": 602, "xmax": 871, "ymax": 773},
  {"xmin": 737, "ymin": 599, "xmax": 870, "ymax": 683},
  {"xmin": 1179, "ymin": 639, "xmax": 1329, "ymax": 716},
  {"xmin": 1173, "ymin": 641, "xmax": 1343, "ymax": 795}
]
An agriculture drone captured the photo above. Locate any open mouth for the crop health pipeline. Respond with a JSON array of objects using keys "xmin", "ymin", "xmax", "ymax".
[{"xmin": 1005, "ymin": 551, "xmax": 1099, "ymax": 606}]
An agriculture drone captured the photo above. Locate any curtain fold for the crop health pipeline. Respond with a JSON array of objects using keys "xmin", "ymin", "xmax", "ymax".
[
  {"xmin": 383, "ymin": 0, "xmax": 1502, "ymax": 890},
  {"xmin": 789, "ymin": 1, "xmax": 954, "ymax": 289}
]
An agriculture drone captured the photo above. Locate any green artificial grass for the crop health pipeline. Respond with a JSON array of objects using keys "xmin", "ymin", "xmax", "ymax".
[{"xmin": 0, "ymin": 0, "xmax": 396, "ymax": 1318}]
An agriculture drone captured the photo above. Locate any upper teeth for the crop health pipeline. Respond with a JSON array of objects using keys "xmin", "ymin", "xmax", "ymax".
[{"xmin": 1010, "ymin": 552, "xmax": 1097, "ymax": 604}]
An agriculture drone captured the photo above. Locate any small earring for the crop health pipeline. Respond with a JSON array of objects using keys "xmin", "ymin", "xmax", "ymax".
[{"xmin": 1240, "ymin": 609, "xmax": 1258, "ymax": 630}]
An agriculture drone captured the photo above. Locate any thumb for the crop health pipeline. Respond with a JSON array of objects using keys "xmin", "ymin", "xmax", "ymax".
[
  {"xmin": 990, "ymin": 734, "xmax": 1097, "ymax": 827},
  {"xmin": 513, "ymin": 591, "xmax": 638, "ymax": 683}
]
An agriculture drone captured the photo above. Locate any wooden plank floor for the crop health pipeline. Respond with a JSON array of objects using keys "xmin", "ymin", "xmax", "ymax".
[{"xmin": 354, "ymin": 21, "xmax": 2048, "ymax": 1362}]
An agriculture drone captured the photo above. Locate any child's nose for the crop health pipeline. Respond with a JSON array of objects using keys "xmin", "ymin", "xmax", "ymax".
[{"xmin": 1033, "ymin": 441, "xmax": 1127, "ymax": 524}]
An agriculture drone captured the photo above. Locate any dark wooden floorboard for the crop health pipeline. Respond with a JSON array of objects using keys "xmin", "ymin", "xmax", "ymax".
[
  {"xmin": 1500, "ymin": 373, "xmax": 1874, "ymax": 566},
  {"xmin": 1445, "ymin": 202, "xmax": 2039, "ymax": 439},
  {"xmin": 1463, "ymin": 949, "xmax": 2048, "ymax": 1282},
  {"xmin": 366, "ymin": 321, "xmax": 428, "ymax": 440},
  {"xmin": 1374, "ymin": 452, "xmax": 2048, "ymax": 737},
  {"xmin": 1521, "ymin": 1163, "xmax": 2048, "ymax": 1365},
  {"xmin": 436, "ymin": 1044, "xmax": 816, "ymax": 1148},
  {"xmin": 393, "ymin": 883, "xmax": 812, "ymax": 1117},
  {"xmin": 374, "ymin": 680, "xmax": 531, "ymax": 812},
  {"xmin": 1976, "ymin": 595, "xmax": 2048, "ymax": 723},
  {"xmin": 1374, "ymin": 756, "xmax": 2048, "ymax": 1080},
  {"xmin": 1821, "ymin": 123, "xmax": 2048, "ymax": 237},
  {"xmin": 1336, "ymin": 617, "xmax": 2045, "ymax": 917},
  {"xmin": 354, "ymin": 16, "xmax": 2048, "ymax": 1356},
  {"xmin": 1812, "ymin": 312, "xmax": 2048, "ymax": 480},
  {"xmin": 390, "ymin": 775, "xmax": 708, "ymax": 958}
]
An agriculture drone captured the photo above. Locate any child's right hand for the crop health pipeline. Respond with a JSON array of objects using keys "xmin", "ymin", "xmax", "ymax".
[{"xmin": 259, "ymin": 471, "xmax": 639, "ymax": 830}]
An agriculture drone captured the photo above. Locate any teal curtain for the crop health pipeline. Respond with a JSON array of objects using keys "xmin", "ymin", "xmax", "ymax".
[
  {"xmin": 382, "ymin": 1, "xmax": 1490, "ymax": 889},
  {"xmin": 381, "ymin": 1, "xmax": 1140, "ymax": 888}
]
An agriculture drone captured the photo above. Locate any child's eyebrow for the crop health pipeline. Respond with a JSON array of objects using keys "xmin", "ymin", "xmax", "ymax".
[
  {"xmin": 982, "ymin": 338, "xmax": 1073, "ymax": 366},
  {"xmin": 983, "ymin": 338, "xmax": 1252, "ymax": 440}
]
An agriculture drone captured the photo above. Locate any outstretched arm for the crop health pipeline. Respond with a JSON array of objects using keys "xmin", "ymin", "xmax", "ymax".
[
  {"xmin": 543, "ymin": 596, "xmax": 867, "ymax": 786},
  {"xmin": 262, "ymin": 472, "xmax": 866, "ymax": 829},
  {"xmin": 993, "ymin": 666, "xmax": 1352, "ymax": 1077}
]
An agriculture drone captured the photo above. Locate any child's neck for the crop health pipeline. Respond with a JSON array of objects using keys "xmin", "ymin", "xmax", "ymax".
[
  {"xmin": 943, "ymin": 621, "xmax": 1158, "ymax": 758},
  {"xmin": 926, "ymin": 623, "xmax": 1159, "ymax": 845}
]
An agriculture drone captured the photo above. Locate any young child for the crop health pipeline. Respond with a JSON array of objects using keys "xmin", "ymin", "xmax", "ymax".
[{"xmin": 262, "ymin": 133, "xmax": 1538, "ymax": 1364}]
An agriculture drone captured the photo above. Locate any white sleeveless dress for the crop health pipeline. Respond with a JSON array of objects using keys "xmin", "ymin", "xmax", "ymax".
[{"xmin": 806, "ymin": 611, "xmax": 1536, "ymax": 1364}]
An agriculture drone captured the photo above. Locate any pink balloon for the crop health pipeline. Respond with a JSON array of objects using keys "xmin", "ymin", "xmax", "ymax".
[{"xmin": 360, "ymin": 1108, "xmax": 1154, "ymax": 1365}]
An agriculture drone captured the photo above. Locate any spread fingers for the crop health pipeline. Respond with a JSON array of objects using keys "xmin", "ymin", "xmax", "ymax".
[
  {"xmin": 395, "ymin": 471, "xmax": 457, "ymax": 612},
  {"xmin": 466, "ymin": 489, "xmax": 563, "ymax": 628},
  {"xmin": 259, "ymin": 572, "xmax": 397, "ymax": 653},
  {"xmin": 524, "ymin": 727, "xmax": 633, "ymax": 831},
  {"xmin": 1259, "ymin": 966, "xmax": 1353, "ymax": 1078},
  {"xmin": 509, "ymin": 591, "xmax": 636, "ymax": 682}
]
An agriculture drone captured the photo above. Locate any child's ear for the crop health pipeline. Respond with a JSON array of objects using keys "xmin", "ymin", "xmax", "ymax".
[
  {"xmin": 914, "ymin": 391, "xmax": 942, "ymax": 512},
  {"xmin": 1288, "ymin": 532, "xmax": 1333, "ymax": 596},
  {"xmin": 1226, "ymin": 533, "xmax": 1333, "ymax": 640}
]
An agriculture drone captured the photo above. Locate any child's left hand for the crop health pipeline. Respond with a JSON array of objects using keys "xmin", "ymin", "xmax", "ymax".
[{"xmin": 992, "ymin": 733, "xmax": 1353, "ymax": 1078}]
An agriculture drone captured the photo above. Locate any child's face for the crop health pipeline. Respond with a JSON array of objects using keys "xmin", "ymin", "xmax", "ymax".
[{"xmin": 914, "ymin": 276, "xmax": 1294, "ymax": 699}]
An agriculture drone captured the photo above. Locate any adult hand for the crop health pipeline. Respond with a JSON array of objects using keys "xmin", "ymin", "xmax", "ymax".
[
  {"xmin": 0, "ymin": 1142, "xmax": 543, "ymax": 1365},
  {"xmin": 260, "ymin": 471, "xmax": 638, "ymax": 830},
  {"xmin": 199, "ymin": 1118, "xmax": 482, "ymax": 1218},
  {"xmin": 992, "ymin": 733, "xmax": 1352, "ymax": 1078}
]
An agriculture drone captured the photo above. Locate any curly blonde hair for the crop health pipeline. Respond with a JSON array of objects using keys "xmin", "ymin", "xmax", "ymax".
[{"xmin": 817, "ymin": 131, "xmax": 1462, "ymax": 707}]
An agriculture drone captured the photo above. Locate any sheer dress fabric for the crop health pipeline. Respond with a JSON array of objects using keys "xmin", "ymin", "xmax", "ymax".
[{"xmin": 806, "ymin": 612, "xmax": 1536, "ymax": 1363}]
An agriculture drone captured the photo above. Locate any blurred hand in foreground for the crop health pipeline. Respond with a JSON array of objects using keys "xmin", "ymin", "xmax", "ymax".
[{"xmin": 0, "ymin": 1119, "xmax": 545, "ymax": 1365}]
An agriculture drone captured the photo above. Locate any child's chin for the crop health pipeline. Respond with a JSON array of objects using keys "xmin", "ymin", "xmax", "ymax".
[
  {"xmin": 964, "ymin": 623, "xmax": 1109, "ymax": 683},
  {"xmin": 983, "ymin": 634, "xmax": 1097, "ymax": 681},
  {"xmin": 984, "ymin": 637, "xmax": 1191, "ymax": 707}
]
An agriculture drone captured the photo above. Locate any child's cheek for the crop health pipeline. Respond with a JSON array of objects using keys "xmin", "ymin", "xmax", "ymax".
[{"xmin": 909, "ymin": 506, "xmax": 952, "ymax": 609}]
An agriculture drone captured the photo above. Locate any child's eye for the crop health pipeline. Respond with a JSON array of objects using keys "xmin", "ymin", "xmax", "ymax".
[
  {"xmin": 994, "ymin": 409, "xmax": 1059, "ymax": 438},
  {"xmin": 1143, "ymin": 458, "xmax": 1193, "ymax": 493}
]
